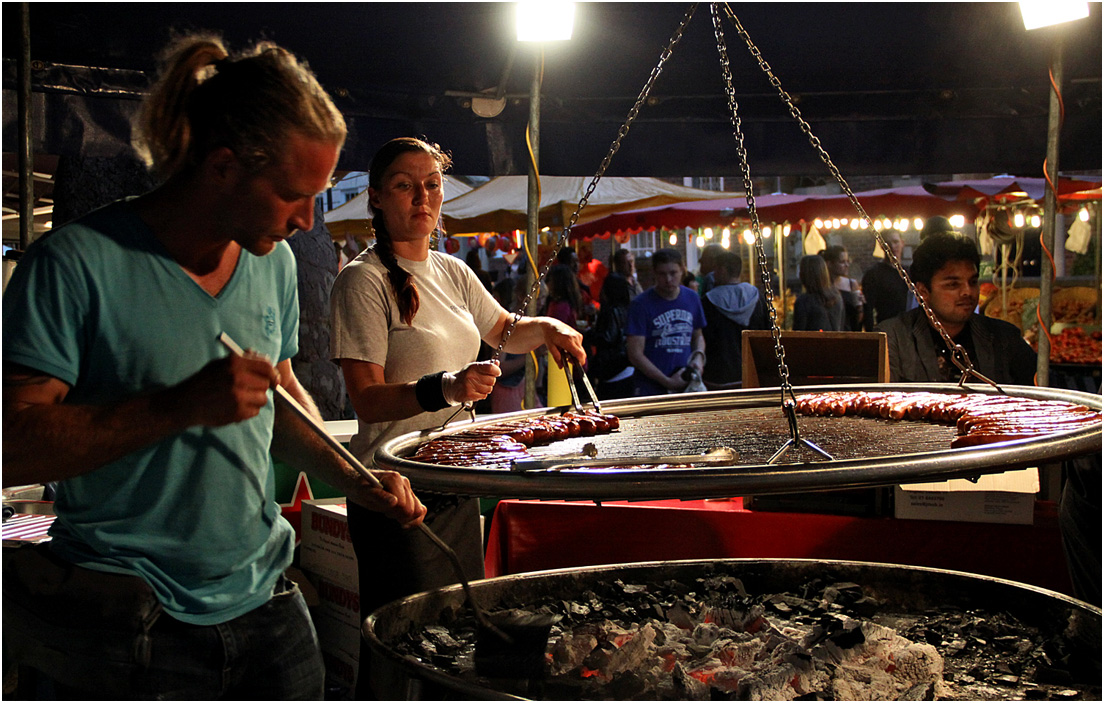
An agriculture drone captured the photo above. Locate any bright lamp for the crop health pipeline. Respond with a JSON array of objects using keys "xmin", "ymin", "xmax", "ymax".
[
  {"xmin": 517, "ymin": 2, "xmax": 575, "ymax": 41},
  {"xmin": 1020, "ymin": 1, "xmax": 1089, "ymax": 30}
]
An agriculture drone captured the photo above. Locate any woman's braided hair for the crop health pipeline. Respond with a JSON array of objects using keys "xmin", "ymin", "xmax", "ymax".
[{"xmin": 368, "ymin": 137, "xmax": 452, "ymax": 326}]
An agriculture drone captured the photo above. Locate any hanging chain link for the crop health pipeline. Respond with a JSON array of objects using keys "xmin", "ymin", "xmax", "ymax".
[
  {"xmin": 491, "ymin": 4, "xmax": 700, "ymax": 363},
  {"xmin": 710, "ymin": 3, "xmax": 795, "ymax": 406},
  {"xmin": 719, "ymin": 4, "xmax": 997, "ymax": 391}
]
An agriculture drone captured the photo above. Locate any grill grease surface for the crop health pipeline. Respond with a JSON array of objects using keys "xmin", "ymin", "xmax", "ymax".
[
  {"xmin": 526, "ymin": 409, "xmax": 956, "ymax": 466},
  {"xmin": 376, "ymin": 385, "xmax": 1102, "ymax": 500}
]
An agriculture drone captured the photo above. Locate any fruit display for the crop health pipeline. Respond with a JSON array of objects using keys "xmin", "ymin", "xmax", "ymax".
[{"xmin": 1041, "ymin": 326, "xmax": 1103, "ymax": 365}]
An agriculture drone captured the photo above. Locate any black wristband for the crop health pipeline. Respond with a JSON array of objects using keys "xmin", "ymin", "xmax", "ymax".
[{"xmin": 415, "ymin": 371, "xmax": 449, "ymax": 412}]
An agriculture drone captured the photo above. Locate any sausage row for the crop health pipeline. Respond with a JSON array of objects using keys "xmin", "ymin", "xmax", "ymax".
[
  {"xmin": 794, "ymin": 391, "xmax": 1101, "ymax": 448},
  {"xmin": 408, "ymin": 410, "xmax": 621, "ymax": 468}
]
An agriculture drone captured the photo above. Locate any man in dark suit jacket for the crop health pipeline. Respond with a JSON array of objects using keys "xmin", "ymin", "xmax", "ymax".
[{"xmin": 877, "ymin": 233, "xmax": 1036, "ymax": 385}]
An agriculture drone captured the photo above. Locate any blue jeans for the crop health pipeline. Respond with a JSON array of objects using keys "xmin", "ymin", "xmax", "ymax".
[
  {"xmin": 7, "ymin": 552, "xmax": 324, "ymax": 700},
  {"xmin": 132, "ymin": 576, "xmax": 325, "ymax": 699}
]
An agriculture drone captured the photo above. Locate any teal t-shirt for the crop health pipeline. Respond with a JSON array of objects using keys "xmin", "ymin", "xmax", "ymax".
[{"xmin": 2, "ymin": 201, "xmax": 299, "ymax": 625}]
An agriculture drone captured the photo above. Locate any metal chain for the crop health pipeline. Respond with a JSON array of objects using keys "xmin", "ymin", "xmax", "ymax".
[
  {"xmin": 720, "ymin": 3, "xmax": 996, "ymax": 391},
  {"xmin": 710, "ymin": 3, "xmax": 794, "ymax": 406},
  {"xmin": 492, "ymin": 3, "xmax": 701, "ymax": 363}
]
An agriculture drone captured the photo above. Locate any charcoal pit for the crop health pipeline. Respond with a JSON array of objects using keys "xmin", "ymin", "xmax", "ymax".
[{"xmin": 364, "ymin": 559, "xmax": 1101, "ymax": 701}]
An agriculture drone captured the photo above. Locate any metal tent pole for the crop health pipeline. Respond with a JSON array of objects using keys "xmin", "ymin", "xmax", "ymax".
[
  {"xmin": 524, "ymin": 49, "xmax": 543, "ymax": 410},
  {"xmin": 1037, "ymin": 38, "xmax": 1063, "ymax": 387},
  {"xmin": 17, "ymin": 2, "xmax": 34, "ymax": 251}
]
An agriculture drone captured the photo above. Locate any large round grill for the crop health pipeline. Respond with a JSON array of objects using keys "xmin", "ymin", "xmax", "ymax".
[{"xmin": 374, "ymin": 383, "xmax": 1102, "ymax": 501}]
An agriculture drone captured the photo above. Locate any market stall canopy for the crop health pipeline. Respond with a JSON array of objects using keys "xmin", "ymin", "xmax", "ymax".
[
  {"xmin": 568, "ymin": 186, "xmax": 973, "ymax": 240},
  {"xmin": 4, "ymin": 3, "xmax": 1100, "ymax": 177},
  {"xmin": 439, "ymin": 176, "xmax": 736, "ymax": 235},
  {"xmin": 923, "ymin": 176, "xmax": 1103, "ymax": 203},
  {"xmin": 324, "ymin": 177, "xmax": 472, "ymax": 239}
]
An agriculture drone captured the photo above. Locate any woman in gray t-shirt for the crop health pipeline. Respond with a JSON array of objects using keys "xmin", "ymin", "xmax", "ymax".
[{"xmin": 330, "ymin": 137, "xmax": 584, "ymax": 695}]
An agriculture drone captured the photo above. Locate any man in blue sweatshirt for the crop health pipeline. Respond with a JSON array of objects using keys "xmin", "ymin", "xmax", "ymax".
[{"xmin": 701, "ymin": 251, "xmax": 770, "ymax": 388}]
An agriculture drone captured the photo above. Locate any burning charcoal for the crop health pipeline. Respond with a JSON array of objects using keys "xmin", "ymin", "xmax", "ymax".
[
  {"xmin": 606, "ymin": 623, "xmax": 658, "ymax": 677},
  {"xmin": 1033, "ymin": 662, "xmax": 1075, "ymax": 686},
  {"xmin": 614, "ymin": 579, "xmax": 648, "ymax": 596},
  {"xmin": 424, "ymin": 625, "xmax": 463, "ymax": 653},
  {"xmin": 561, "ymin": 600, "xmax": 591, "ymax": 618},
  {"xmin": 896, "ymin": 681, "xmax": 936, "ymax": 699},
  {"xmin": 670, "ymin": 662, "xmax": 710, "ymax": 700},
  {"xmin": 581, "ymin": 643, "xmax": 614, "ymax": 673},
  {"xmin": 769, "ymin": 598, "xmax": 793, "ymax": 615},
  {"xmin": 700, "ymin": 575, "xmax": 748, "ymax": 597},
  {"xmin": 549, "ymin": 632, "xmax": 597, "ymax": 675},
  {"xmin": 691, "ymin": 621, "xmax": 721, "ymax": 645},
  {"xmin": 685, "ymin": 642, "xmax": 714, "ymax": 661},
  {"xmin": 661, "ymin": 579, "xmax": 692, "ymax": 597},
  {"xmin": 606, "ymin": 669, "xmax": 647, "ymax": 699},
  {"xmin": 851, "ymin": 595, "xmax": 882, "ymax": 618},
  {"xmin": 666, "ymin": 602, "xmax": 695, "ymax": 630},
  {"xmin": 891, "ymin": 643, "xmax": 945, "ymax": 688},
  {"xmin": 735, "ymin": 661, "xmax": 800, "ymax": 699},
  {"xmin": 714, "ymin": 636, "xmax": 766, "ymax": 669},
  {"xmin": 822, "ymin": 581, "xmax": 864, "ymax": 606}
]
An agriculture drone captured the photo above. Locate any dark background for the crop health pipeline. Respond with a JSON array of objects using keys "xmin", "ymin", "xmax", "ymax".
[{"xmin": 3, "ymin": 2, "xmax": 1101, "ymax": 178}]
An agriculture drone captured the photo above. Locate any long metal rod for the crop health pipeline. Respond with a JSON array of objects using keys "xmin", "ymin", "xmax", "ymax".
[
  {"xmin": 1038, "ymin": 37, "xmax": 1063, "ymax": 387},
  {"xmin": 216, "ymin": 333, "xmax": 508, "ymax": 640},
  {"xmin": 17, "ymin": 2, "xmax": 34, "ymax": 250}
]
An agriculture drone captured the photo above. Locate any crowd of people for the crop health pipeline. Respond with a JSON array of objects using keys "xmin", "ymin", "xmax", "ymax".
[
  {"xmin": 453, "ymin": 228, "xmax": 932, "ymax": 401},
  {"xmin": 2, "ymin": 31, "xmax": 1096, "ymax": 702}
]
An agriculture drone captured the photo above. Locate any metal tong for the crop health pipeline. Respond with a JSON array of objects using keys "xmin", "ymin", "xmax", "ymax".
[
  {"xmin": 562, "ymin": 351, "xmax": 602, "ymax": 415},
  {"xmin": 511, "ymin": 446, "xmax": 737, "ymax": 473},
  {"xmin": 217, "ymin": 333, "xmax": 510, "ymax": 642}
]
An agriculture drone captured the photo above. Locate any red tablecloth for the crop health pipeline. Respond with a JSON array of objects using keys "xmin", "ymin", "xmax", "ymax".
[{"xmin": 484, "ymin": 498, "xmax": 1074, "ymax": 597}]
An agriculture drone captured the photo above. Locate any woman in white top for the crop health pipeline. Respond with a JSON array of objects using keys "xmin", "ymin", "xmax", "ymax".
[{"xmin": 330, "ymin": 137, "xmax": 584, "ymax": 694}]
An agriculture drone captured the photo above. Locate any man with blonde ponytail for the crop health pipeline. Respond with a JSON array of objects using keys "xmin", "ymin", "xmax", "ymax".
[{"xmin": 3, "ymin": 35, "xmax": 425, "ymax": 699}]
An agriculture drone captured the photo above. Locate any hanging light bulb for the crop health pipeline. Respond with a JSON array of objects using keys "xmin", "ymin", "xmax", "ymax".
[
  {"xmin": 873, "ymin": 219, "xmax": 884, "ymax": 232},
  {"xmin": 814, "ymin": 218, "xmax": 824, "ymax": 230},
  {"xmin": 1079, "ymin": 208, "xmax": 1091, "ymax": 222},
  {"xmin": 721, "ymin": 234, "xmax": 731, "ymax": 249},
  {"xmin": 695, "ymin": 235, "xmax": 706, "ymax": 248},
  {"xmin": 782, "ymin": 223, "xmax": 792, "ymax": 237},
  {"xmin": 849, "ymin": 218, "xmax": 860, "ymax": 230},
  {"xmin": 895, "ymin": 219, "xmax": 907, "ymax": 232},
  {"xmin": 669, "ymin": 232, "xmax": 678, "ymax": 245},
  {"xmin": 830, "ymin": 218, "xmax": 840, "ymax": 229},
  {"xmin": 913, "ymin": 217, "xmax": 924, "ymax": 231},
  {"xmin": 949, "ymin": 214, "xmax": 966, "ymax": 228},
  {"xmin": 1013, "ymin": 212, "xmax": 1025, "ymax": 228},
  {"xmin": 858, "ymin": 219, "xmax": 869, "ymax": 230},
  {"xmin": 704, "ymin": 227, "xmax": 714, "ymax": 239},
  {"xmin": 762, "ymin": 225, "xmax": 772, "ymax": 238},
  {"xmin": 1030, "ymin": 214, "xmax": 1041, "ymax": 228},
  {"xmin": 722, "ymin": 227, "xmax": 731, "ymax": 239},
  {"xmin": 742, "ymin": 229, "xmax": 755, "ymax": 245}
]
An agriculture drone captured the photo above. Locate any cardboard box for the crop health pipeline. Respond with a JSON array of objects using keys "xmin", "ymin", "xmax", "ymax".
[
  {"xmin": 300, "ymin": 498, "xmax": 361, "ymax": 698},
  {"xmin": 300, "ymin": 498, "xmax": 357, "ymax": 586},
  {"xmin": 320, "ymin": 645, "xmax": 359, "ymax": 699},
  {"xmin": 894, "ymin": 467, "xmax": 1039, "ymax": 525}
]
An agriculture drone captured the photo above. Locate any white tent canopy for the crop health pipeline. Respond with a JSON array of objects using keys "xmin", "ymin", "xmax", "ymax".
[
  {"xmin": 440, "ymin": 176, "xmax": 738, "ymax": 235},
  {"xmin": 324, "ymin": 176, "xmax": 473, "ymax": 238}
]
